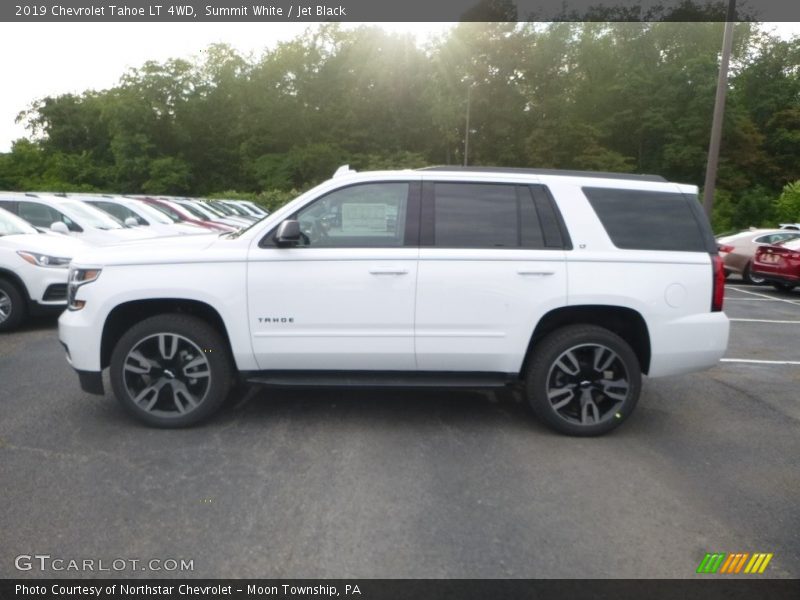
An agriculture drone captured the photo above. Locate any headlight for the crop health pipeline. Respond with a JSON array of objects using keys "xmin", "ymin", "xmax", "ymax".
[
  {"xmin": 17, "ymin": 251, "xmax": 72, "ymax": 268},
  {"xmin": 67, "ymin": 267, "xmax": 102, "ymax": 311}
]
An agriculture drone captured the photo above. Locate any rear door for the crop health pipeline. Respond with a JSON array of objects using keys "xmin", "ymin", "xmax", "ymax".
[{"xmin": 415, "ymin": 181, "xmax": 569, "ymax": 373}]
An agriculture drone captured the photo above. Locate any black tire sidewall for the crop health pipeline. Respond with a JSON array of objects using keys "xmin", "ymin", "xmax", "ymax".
[
  {"xmin": 0, "ymin": 279, "xmax": 26, "ymax": 332},
  {"xmin": 110, "ymin": 314, "xmax": 232, "ymax": 427},
  {"xmin": 744, "ymin": 262, "xmax": 765, "ymax": 285},
  {"xmin": 525, "ymin": 325, "xmax": 642, "ymax": 437},
  {"xmin": 772, "ymin": 283, "xmax": 796, "ymax": 292}
]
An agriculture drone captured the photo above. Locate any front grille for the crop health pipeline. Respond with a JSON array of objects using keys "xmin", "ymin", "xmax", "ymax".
[{"xmin": 43, "ymin": 283, "xmax": 68, "ymax": 302}]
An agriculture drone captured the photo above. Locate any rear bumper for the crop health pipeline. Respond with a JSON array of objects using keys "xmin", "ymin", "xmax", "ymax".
[
  {"xmin": 752, "ymin": 268, "xmax": 800, "ymax": 286},
  {"xmin": 648, "ymin": 312, "xmax": 729, "ymax": 377}
]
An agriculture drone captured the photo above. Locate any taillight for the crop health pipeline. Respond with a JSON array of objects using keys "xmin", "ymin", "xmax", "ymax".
[
  {"xmin": 712, "ymin": 254, "xmax": 725, "ymax": 312},
  {"xmin": 718, "ymin": 244, "xmax": 734, "ymax": 254}
]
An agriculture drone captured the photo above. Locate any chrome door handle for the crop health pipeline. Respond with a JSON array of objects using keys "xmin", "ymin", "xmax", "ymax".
[
  {"xmin": 517, "ymin": 270, "xmax": 555, "ymax": 276},
  {"xmin": 369, "ymin": 268, "xmax": 409, "ymax": 275}
]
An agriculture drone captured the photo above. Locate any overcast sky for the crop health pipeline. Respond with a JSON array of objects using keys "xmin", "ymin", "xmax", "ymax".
[{"xmin": 0, "ymin": 21, "xmax": 796, "ymax": 153}]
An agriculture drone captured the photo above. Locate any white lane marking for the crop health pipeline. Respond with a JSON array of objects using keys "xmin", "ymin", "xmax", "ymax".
[
  {"xmin": 730, "ymin": 318, "xmax": 800, "ymax": 324},
  {"xmin": 720, "ymin": 358, "xmax": 800, "ymax": 366},
  {"xmin": 726, "ymin": 286, "xmax": 800, "ymax": 306}
]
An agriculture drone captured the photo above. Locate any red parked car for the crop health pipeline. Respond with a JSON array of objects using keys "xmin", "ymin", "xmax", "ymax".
[{"xmin": 752, "ymin": 237, "xmax": 800, "ymax": 292}]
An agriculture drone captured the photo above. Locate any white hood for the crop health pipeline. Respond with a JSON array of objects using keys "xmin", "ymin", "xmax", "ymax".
[
  {"xmin": 72, "ymin": 231, "xmax": 223, "ymax": 267},
  {"xmin": 0, "ymin": 231, "xmax": 88, "ymax": 258}
]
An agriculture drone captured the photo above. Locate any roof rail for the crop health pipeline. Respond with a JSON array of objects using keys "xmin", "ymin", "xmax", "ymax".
[{"xmin": 418, "ymin": 166, "xmax": 667, "ymax": 183}]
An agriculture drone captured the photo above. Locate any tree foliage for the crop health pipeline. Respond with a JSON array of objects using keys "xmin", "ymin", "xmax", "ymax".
[{"xmin": 1, "ymin": 22, "xmax": 798, "ymax": 230}]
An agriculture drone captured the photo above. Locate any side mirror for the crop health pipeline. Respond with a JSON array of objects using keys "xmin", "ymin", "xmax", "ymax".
[
  {"xmin": 50, "ymin": 221, "xmax": 70, "ymax": 235},
  {"xmin": 275, "ymin": 219, "xmax": 301, "ymax": 247},
  {"xmin": 124, "ymin": 217, "xmax": 139, "ymax": 227}
]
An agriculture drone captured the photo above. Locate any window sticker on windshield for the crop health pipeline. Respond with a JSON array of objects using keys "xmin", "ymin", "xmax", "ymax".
[{"xmin": 341, "ymin": 203, "xmax": 387, "ymax": 233}]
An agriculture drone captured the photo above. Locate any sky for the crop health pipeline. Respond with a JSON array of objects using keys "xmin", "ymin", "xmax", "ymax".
[{"xmin": 0, "ymin": 21, "xmax": 797, "ymax": 153}]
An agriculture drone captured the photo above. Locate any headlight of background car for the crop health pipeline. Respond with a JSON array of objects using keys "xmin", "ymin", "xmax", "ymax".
[
  {"xmin": 16, "ymin": 251, "xmax": 72, "ymax": 268},
  {"xmin": 67, "ymin": 267, "xmax": 102, "ymax": 311}
]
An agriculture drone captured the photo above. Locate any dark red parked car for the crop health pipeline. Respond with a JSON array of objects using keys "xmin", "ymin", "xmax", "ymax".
[{"xmin": 752, "ymin": 237, "xmax": 800, "ymax": 292}]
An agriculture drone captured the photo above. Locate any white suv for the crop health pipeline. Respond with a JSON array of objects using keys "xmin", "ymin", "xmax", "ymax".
[
  {"xmin": 58, "ymin": 167, "xmax": 729, "ymax": 435},
  {"xmin": 0, "ymin": 207, "xmax": 87, "ymax": 331}
]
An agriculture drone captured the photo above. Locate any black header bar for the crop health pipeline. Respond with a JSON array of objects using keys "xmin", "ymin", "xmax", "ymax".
[{"xmin": 3, "ymin": 0, "xmax": 800, "ymax": 22}]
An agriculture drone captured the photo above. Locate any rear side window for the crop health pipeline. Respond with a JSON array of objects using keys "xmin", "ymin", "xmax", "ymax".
[
  {"xmin": 583, "ymin": 187, "xmax": 708, "ymax": 252},
  {"xmin": 429, "ymin": 183, "xmax": 567, "ymax": 249}
]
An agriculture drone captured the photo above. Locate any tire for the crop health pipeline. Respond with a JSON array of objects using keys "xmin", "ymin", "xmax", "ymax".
[
  {"xmin": 772, "ymin": 282, "xmax": 796, "ymax": 292},
  {"xmin": 742, "ymin": 262, "xmax": 765, "ymax": 285},
  {"xmin": 0, "ymin": 279, "xmax": 26, "ymax": 333},
  {"xmin": 110, "ymin": 314, "xmax": 232, "ymax": 427},
  {"xmin": 524, "ymin": 325, "xmax": 642, "ymax": 437}
]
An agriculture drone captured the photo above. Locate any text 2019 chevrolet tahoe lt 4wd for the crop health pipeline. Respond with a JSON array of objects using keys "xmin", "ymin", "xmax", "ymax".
[{"xmin": 58, "ymin": 167, "xmax": 729, "ymax": 436}]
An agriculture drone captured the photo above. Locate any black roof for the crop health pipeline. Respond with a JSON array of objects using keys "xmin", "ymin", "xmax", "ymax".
[{"xmin": 418, "ymin": 166, "xmax": 667, "ymax": 183}]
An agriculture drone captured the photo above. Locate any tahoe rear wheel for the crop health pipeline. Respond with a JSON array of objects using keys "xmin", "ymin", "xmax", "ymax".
[
  {"xmin": 110, "ymin": 314, "xmax": 232, "ymax": 427},
  {"xmin": 525, "ymin": 325, "xmax": 641, "ymax": 436}
]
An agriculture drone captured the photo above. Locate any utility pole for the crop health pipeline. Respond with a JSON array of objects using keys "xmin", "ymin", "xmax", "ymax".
[
  {"xmin": 702, "ymin": 0, "xmax": 737, "ymax": 217},
  {"xmin": 464, "ymin": 84, "xmax": 472, "ymax": 166}
]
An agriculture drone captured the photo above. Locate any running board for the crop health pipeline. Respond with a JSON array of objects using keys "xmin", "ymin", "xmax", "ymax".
[{"xmin": 242, "ymin": 371, "xmax": 517, "ymax": 389}]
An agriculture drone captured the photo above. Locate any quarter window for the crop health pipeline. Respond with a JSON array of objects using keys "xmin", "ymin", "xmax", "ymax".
[{"xmin": 583, "ymin": 187, "xmax": 707, "ymax": 252}]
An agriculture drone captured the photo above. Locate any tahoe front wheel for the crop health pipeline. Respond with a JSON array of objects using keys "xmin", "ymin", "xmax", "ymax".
[
  {"xmin": 110, "ymin": 314, "xmax": 232, "ymax": 427},
  {"xmin": 525, "ymin": 325, "xmax": 642, "ymax": 436}
]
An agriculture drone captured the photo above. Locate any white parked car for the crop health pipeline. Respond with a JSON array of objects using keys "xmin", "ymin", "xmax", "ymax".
[
  {"xmin": 72, "ymin": 195, "xmax": 210, "ymax": 237},
  {"xmin": 0, "ymin": 193, "xmax": 160, "ymax": 245},
  {"xmin": 0, "ymin": 207, "xmax": 87, "ymax": 331},
  {"xmin": 59, "ymin": 166, "xmax": 729, "ymax": 436}
]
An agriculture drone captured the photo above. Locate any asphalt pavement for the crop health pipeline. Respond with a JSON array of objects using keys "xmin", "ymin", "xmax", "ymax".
[{"xmin": 0, "ymin": 284, "xmax": 798, "ymax": 579}]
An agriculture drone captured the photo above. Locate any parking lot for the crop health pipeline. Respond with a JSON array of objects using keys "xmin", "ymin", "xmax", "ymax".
[{"xmin": 1, "ymin": 282, "xmax": 798, "ymax": 579}]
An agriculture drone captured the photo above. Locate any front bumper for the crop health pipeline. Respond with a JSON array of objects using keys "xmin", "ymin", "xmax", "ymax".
[{"xmin": 77, "ymin": 370, "xmax": 104, "ymax": 395}]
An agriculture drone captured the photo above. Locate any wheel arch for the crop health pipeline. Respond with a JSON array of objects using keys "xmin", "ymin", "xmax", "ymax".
[
  {"xmin": 522, "ymin": 305, "xmax": 651, "ymax": 376},
  {"xmin": 101, "ymin": 298, "xmax": 233, "ymax": 370},
  {"xmin": 0, "ymin": 268, "xmax": 31, "ymax": 302}
]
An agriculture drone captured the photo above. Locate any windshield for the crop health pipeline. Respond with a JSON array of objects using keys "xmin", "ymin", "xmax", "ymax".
[
  {"xmin": 780, "ymin": 237, "xmax": 800, "ymax": 250},
  {"xmin": 59, "ymin": 199, "xmax": 124, "ymax": 229},
  {"xmin": 126, "ymin": 200, "xmax": 174, "ymax": 224},
  {"xmin": 176, "ymin": 202, "xmax": 212, "ymax": 221},
  {"xmin": 145, "ymin": 201, "xmax": 183, "ymax": 222},
  {"xmin": 190, "ymin": 201, "xmax": 225, "ymax": 218},
  {"xmin": 0, "ymin": 207, "xmax": 38, "ymax": 235},
  {"xmin": 219, "ymin": 202, "xmax": 249, "ymax": 216},
  {"xmin": 208, "ymin": 201, "xmax": 235, "ymax": 216}
]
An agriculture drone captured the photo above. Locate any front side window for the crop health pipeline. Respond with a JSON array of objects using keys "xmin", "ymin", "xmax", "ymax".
[
  {"xmin": 17, "ymin": 202, "xmax": 81, "ymax": 232},
  {"xmin": 291, "ymin": 182, "xmax": 409, "ymax": 248}
]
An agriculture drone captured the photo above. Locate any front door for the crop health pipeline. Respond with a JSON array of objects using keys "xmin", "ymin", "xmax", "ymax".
[{"xmin": 247, "ymin": 180, "xmax": 421, "ymax": 371}]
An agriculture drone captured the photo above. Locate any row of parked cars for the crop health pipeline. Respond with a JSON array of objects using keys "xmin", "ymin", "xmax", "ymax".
[
  {"xmin": 716, "ymin": 224, "xmax": 800, "ymax": 291},
  {"xmin": 0, "ymin": 192, "xmax": 268, "ymax": 331}
]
